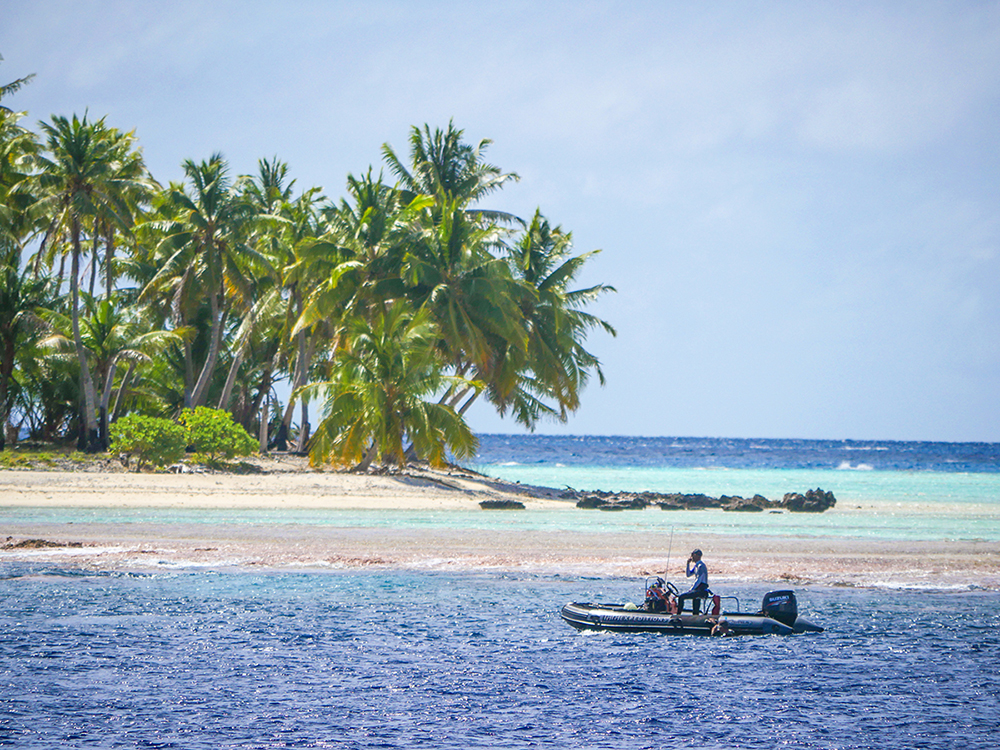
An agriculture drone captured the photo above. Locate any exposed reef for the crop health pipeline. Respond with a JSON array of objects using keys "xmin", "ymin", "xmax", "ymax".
[
  {"xmin": 479, "ymin": 499, "xmax": 526, "ymax": 510},
  {"xmin": 566, "ymin": 487, "xmax": 836, "ymax": 513}
]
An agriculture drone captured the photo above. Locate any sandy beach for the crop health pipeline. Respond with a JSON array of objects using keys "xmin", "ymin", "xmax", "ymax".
[{"xmin": 3, "ymin": 460, "xmax": 999, "ymax": 590}]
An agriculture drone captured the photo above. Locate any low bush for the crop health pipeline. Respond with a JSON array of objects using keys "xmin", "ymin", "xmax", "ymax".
[
  {"xmin": 110, "ymin": 414, "xmax": 187, "ymax": 471},
  {"xmin": 178, "ymin": 407, "xmax": 256, "ymax": 460}
]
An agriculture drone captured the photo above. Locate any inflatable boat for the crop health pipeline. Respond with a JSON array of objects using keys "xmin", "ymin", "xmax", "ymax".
[{"xmin": 560, "ymin": 581, "xmax": 823, "ymax": 636}]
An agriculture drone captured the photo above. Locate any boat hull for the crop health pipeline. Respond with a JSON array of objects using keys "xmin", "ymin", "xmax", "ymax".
[{"xmin": 560, "ymin": 602, "xmax": 820, "ymax": 636}]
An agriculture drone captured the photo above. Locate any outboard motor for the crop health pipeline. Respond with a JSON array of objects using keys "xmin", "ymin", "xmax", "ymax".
[{"xmin": 761, "ymin": 590, "xmax": 798, "ymax": 627}]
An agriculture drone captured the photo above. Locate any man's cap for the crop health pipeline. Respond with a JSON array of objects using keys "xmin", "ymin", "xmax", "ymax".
[{"xmin": 691, "ymin": 549, "xmax": 702, "ymax": 556}]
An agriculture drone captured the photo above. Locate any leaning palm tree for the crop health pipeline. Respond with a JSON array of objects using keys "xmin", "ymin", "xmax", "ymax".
[
  {"xmin": 401, "ymin": 197, "xmax": 528, "ymax": 412},
  {"xmin": 239, "ymin": 159, "xmax": 324, "ymax": 450},
  {"xmin": 304, "ymin": 301, "xmax": 479, "ymax": 470},
  {"xmin": 34, "ymin": 114, "xmax": 150, "ymax": 451},
  {"xmin": 499, "ymin": 210, "xmax": 616, "ymax": 425}
]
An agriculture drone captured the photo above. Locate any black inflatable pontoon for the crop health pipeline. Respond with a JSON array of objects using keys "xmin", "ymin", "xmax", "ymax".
[{"xmin": 561, "ymin": 583, "xmax": 823, "ymax": 636}]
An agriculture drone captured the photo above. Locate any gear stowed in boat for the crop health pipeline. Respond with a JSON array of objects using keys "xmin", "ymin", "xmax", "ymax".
[{"xmin": 560, "ymin": 578, "xmax": 824, "ymax": 636}]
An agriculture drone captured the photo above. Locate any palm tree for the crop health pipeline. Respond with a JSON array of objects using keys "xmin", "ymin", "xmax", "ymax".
[
  {"xmin": 304, "ymin": 301, "xmax": 479, "ymax": 469},
  {"xmin": 501, "ymin": 210, "xmax": 616, "ymax": 425},
  {"xmin": 34, "ymin": 114, "xmax": 150, "ymax": 451},
  {"xmin": 239, "ymin": 158, "xmax": 325, "ymax": 450},
  {"xmin": 92, "ymin": 127, "xmax": 157, "ymax": 301},
  {"xmin": 142, "ymin": 154, "xmax": 266, "ymax": 409},
  {"xmin": 0, "ymin": 109, "xmax": 38, "ymax": 249},
  {"xmin": 401, "ymin": 197, "xmax": 528, "ymax": 412},
  {"xmin": 382, "ymin": 121, "xmax": 520, "ymax": 225},
  {"xmin": 38, "ymin": 293, "xmax": 181, "ymax": 447}
]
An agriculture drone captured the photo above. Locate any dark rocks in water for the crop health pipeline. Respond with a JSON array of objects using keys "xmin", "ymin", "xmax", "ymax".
[
  {"xmin": 576, "ymin": 491, "xmax": 651, "ymax": 510},
  {"xmin": 479, "ymin": 499, "xmax": 526, "ymax": 510},
  {"xmin": 722, "ymin": 493, "xmax": 775, "ymax": 512},
  {"xmin": 724, "ymin": 498, "xmax": 765, "ymax": 512},
  {"xmin": 673, "ymin": 493, "xmax": 717, "ymax": 508},
  {"xmin": 781, "ymin": 488, "xmax": 837, "ymax": 513},
  {"xmin": 566, "ymin": 487, "xmax": 837, "ymax": 513}
]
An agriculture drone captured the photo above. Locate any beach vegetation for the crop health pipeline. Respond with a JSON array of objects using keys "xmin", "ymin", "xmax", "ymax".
[
  {"xmin": 0, "ymin": 447, "xmax": 55, "ymax": 468},
  {"xmin": 0, "ymin": 93, "xmax": 615, "ymax": 469},
  {"xmin": 304, "ymin": 302, "xmax": 480, "ymax": 469},
  {"xmin": 178, "ymin": 406, "xmax": 255, "ymax": 461},
  {"xmin": 109, "ymin": 412, "xmax": 187, "ymax": 470}
]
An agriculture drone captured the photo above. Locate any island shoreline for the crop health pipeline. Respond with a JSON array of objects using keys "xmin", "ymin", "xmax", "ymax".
[{"xmin": 2, "ymin": 464, "xmax": 998, "ymax": 590}]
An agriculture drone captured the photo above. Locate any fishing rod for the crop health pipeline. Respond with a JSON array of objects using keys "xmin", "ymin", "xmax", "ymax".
[{"xmin": 664, "ymin": 526, "xmax": 674, "ymax": 577}]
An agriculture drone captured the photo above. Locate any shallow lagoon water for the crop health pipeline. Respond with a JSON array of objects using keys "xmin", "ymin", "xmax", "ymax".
[
  {"xmin": 2, "ymin": 568, "xmax": 998, "ymax": 749},
  {"xmin": 2, "ymin": 498, "xmax": 998, "ymax": 544}
]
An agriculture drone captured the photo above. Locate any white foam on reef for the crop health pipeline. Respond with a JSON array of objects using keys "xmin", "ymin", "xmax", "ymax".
[
  {"xmin": 837, "ymin": 461, "xmax": 875, "ymax": 470},
  {"xmin": 4, "ymin": 545, "xmax": 129, "ymax": 557}
]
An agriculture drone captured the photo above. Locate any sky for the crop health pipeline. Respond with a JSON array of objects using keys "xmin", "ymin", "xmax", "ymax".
[{"xmin": 4, "ymin": 1, "xmax": 999, "ymax": 442}]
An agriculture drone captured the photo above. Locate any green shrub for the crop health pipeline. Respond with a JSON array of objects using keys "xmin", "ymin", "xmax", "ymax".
[
  {"xmin": 110, "ymin": 414, "xmax": 187, "ymax": 471},
  {"xmin": 179, "ymin": 407, "xmax": 256, "ymax": 460}
]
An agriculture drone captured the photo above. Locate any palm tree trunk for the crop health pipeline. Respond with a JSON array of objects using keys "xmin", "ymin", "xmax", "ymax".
[
  {"xmin": 88, "ymin": 233, "xmax": 99, "ymax": 298},
  {"xmin": 293, "ymin": 335, "xmax": 318, "ymax": 453},
  {"xmin": 277, "ymin": 328, "xmax": 309, "ymax": 450},
  {"xmin": 99, "ymin": 358, "xmax": 118, "ymax": 450},
  {"xmin": 70, "ymin": 220, "xmax": 100, "ymax": 452},
  {"xmin": 32, "ymin": 231, "xmax": 50, "ymax": 279},
  {"xmin": 111, "ymin": 362, "xmax": 135, "ymax": 420},
  {"xmin": 104, "ymin": 230, "xmax": 115, "ymax": 301},
  {"xmin": 218, "ymin": 341, "xmax": 247, "ymax": 412},
  {"xmin": 0, "ymin": 336, "xmax": 15, "ymax": 451},
  {"xmin": 353, "ymin": 442, "xmax": 377, "ymax": 472},
  {"xmin": 190, "ymin": 289, "xmax": 224, "ymax": 408},
  {"xmin": 458, "ymin": 389, "xmax": 479, "ymax": 415},
  {"xmin": 259, "ymin": 393, "xmax": 269, "ymax": 454},
  {"xmin": 295, "ymin": 399, "xmax": 310, "ymax": 453},
  {"xmin": 182, "ymin": 340, "xmax": 195, "ymax": 408},
  {"xmin": 447, "ymin": 385, "xmax": 472, "ymax": 409},
  {"xmin": 247, "ymin": 366, "xmax": 272, "ymax": 433},
  {"xmin": 56, "ymin": 252, "xmax": 66, "ymax": 291}
]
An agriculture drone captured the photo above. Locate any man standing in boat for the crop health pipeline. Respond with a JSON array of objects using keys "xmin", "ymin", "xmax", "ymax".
[{"xmin": 675, "ymin": 549, "xmax": 710, "ymax": 614}]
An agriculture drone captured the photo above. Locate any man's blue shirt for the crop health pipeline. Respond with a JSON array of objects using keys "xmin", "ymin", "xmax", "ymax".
[{"xmin": 686, "ymin": 559, "xmax": 708, "ymax": 590}]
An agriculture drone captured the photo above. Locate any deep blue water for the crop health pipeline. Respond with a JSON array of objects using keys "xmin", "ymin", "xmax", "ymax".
[
  {"xmin": 1, "ymin": 567, "xmax": 998, "ymax": 750},
  {"xmin": 470, "ymin": 434, "xmax": 1000, "ymax": 473}
]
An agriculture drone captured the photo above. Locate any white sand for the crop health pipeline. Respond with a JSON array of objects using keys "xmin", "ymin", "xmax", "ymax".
[{"xmin": 0, "ymin": 459, "xmax": 570, "ymax": 510}]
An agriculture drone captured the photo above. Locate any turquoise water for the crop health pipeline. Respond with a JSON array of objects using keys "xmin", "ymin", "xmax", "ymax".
[
  {"xmin": 466, "ymin": 437, "xmax": 1000, "ymax": 542},
  {"xmin": 2, "ymin": 494, "xmax": 997, "ymax": 542},
  {"xmin": 4, "ymin": 458, "xmax": 999, "ymax": 542},
  {"xmin": 4, "ymin": 467, "xmax": 998, "ymax": 543}
]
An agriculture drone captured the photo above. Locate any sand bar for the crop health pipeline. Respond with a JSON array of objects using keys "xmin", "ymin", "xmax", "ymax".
[{"xmin": 2, "ymin": 463, "xmax": 999, "ymax": 590}]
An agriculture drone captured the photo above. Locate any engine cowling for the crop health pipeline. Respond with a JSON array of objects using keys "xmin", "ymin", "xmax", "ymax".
[{"xmin": 761, "ymin": 590, "xmax": 798, "ymax": 627}]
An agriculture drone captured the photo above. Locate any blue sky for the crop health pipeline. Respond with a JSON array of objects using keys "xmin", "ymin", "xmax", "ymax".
[{"xmin": 4, "ymin": 1, "xmax": 999, "ymax": 441}]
